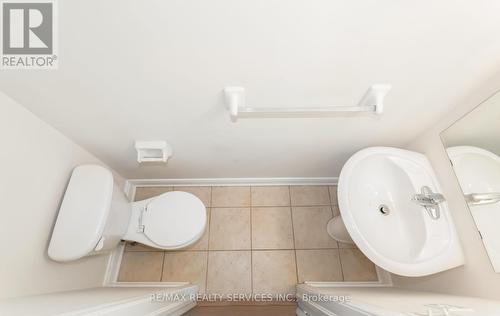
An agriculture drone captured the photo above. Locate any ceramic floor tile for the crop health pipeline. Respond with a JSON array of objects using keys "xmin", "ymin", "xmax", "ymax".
[
  {"xmin": 252, "ymin": 207, "xmax": 294, "ymax": 249},
  {"xmin": 118, "ymin": 251, "xmax": 164, "ymax": 282},
  {"xmin": 252, "ymin": 250, "xmax": 297, "ymax": 295},
  {"xmin": 329, "ymin": 186, "xmax": 338, "ymax": 205},
  {"xmin": 338, "ymin": 241, "xmax": 357, "ymax": 249},
  {"xmin": 296, "ymin": 249, "xmax": 342, "ymax": 282},
  {"xmin": 124, "ymin": 242, "xmax": 162, "ymax": 252},
  {"xmin": 211, "ymin": 186, "xmax": 251, "ymax": 207},
  {"xmin": 251, "ymin": 186, "xmax": 290, "ymax": 207},
  {"xmin": 292, "ymin": 206, "xmax": 337, "ymax": 249},
  {"xmin": 162, "ymin": 251, "xmax": 208, "ymax": 293},
  {"xmin": 290, "ymin": 186, "xmax": 330, "ymax": 206},
  {"xmin": 119, "ymin": 185, "xmax": 378, "ymax": 289},
  {"xmin": 134, "ymin": 186, "xmax": 173, "ymax": 201},
  {"xmin": 332, "ymin": 205, "xmax": 340, "ymax": 217},
  {"xmin": 184, "ymin": 208, "xmax": 210, "ymax": 251},
  {"xmin": 184, "ymin": 305, "xmax": 297, "ymax": 315},
  {"xmin": 209, "ymin": 208, "xmax": 251, "ymax": 250},
  {"xmin": 206, "ymin": 251, "xmax": 252, "ymax": 296},
  {"xmin": 340, "ymin": 249, "xmax": 378, "ymax": 281},
  {"xmin": 173, "ymin": 186, "xmax": 211, "ymax": 207}
]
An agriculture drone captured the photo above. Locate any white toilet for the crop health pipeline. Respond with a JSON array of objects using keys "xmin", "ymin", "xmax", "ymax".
[{"xmin": 48, "ymin": 165, "xmax": 207, "ymax": 262}]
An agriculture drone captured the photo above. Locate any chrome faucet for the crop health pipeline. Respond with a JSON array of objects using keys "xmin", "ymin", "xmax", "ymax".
[
  {"xmin": 465, "ymin": 192, "xmax": 500, "ymax": 206},
  {"xmin": 412, "ymin": 186, "xmax": 445, "ymax": 220}
]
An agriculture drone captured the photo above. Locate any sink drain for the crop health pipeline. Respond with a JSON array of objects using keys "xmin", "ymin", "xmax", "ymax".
[{"xmin": 378, "ymin": 204, "xmax": 390, "ymax": 215}]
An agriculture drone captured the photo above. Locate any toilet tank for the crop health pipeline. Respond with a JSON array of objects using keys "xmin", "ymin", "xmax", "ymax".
[{"xmin": 48, "ymin": 165, "xmax": 131, "ymax": 262}]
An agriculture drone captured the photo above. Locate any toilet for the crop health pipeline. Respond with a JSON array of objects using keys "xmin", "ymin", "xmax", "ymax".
[
  {"xmin": 125, "ymin": 191, "xmax": 206, "ymax": 250},
  {"xmin": 48, "ymin": 165, "xmax": 206, "ymax": 262}
]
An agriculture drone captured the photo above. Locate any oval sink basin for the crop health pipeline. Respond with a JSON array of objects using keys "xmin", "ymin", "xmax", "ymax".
[{"xmin": 338, "ymin": 147, "xmax": 464, "ymax": 276}]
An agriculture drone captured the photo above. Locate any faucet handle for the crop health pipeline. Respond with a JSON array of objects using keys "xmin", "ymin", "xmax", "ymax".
[
  {"xmin": 421, "ymin": 186, "xmax": 446, "ymax": 203},
  {"xmin": 412, "ymin": 186, "xmax": 444, "ymax": 220}
]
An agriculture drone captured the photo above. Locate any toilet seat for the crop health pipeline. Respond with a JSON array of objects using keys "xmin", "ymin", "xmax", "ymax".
[{"xmin": 141, "ymin": 191, "xmax": 206, "ymax": 248}]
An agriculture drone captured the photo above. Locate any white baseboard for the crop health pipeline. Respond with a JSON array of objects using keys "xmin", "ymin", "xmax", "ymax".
[
  {"xmin": 103, "ymin": 242, "xmax": 125, "ymax": 286},
  {"xmin": 125, "ymin": 177, "xmax": 338, "ymax": 201}
]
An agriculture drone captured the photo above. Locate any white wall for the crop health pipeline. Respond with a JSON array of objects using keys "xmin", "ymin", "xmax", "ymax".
[
  {"xmin": 441, "ymin": 90, "xmax": 500, "ymax": 156},
  {"xmin": 3, "ymin": 1, "xmax": 500, "ymax": 180},
  {"xmin": 0, "ymin": 286, "xmax": 197, "ymax": 316},
  {"xmin": 392, "ymin": 72, "xmax": 500, "ymax": 299},
  {"xmin": 0, "ymin": 92, "xmax": 125, "ymax": 299},
  {"xmin": 297, "ymin": 285, "xmax": 500, "ymax": 315}
]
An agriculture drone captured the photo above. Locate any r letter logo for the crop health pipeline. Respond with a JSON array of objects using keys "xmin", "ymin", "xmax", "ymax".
[{"xmin": 1, "ymin": 0, "xmax": 57, "ymax": 69}]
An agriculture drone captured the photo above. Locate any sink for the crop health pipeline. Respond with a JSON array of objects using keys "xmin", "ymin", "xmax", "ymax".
[{"xmin": 338, "ymin": 147, "xmax": 464, "ymax": 276}]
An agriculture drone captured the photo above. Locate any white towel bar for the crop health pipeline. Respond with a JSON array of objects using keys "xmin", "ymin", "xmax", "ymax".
[{"xmin": 224, "ymin": 84, "xmax": 391, "ymax": 122}]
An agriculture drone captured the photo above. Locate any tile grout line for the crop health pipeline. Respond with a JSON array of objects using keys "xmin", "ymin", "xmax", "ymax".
[
  {"xmin": 338, "ymin": 248, "xmax": 345, "ymax": 282},
  {"xmin": 288, "ymin": 185, "xmax": 300, "ymax": 285},
  {"xmin": 327, "ymin": 185, "xmax": 340, "ymax": 250},
  {"xmin": 130, "ymin": 186, "xmax": 360, "ymax": 287},
  {"xmin": 204, "ymin": 186, "xmax": 213, "ymax": 294},
  {"xmin": 249, "ymin": 186, "xmax": 253, "ymax": 295},
  {"xmin": 159, "ymin": 251, "xmax": 166, "ymax": 282},
  {"xmin": 328, "ymin": 186, "xmax": 345, "ymax": 281},
  {"xmin": 210, "ymin": 204, "xmax": 332, "ymax": 208},
  {"xmin": 123, "ymin": 247, "xmax": 348, "ymax": 253}
]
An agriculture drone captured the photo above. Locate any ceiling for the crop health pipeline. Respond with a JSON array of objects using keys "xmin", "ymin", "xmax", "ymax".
[{"xmin": 2, "ymin": 0, "xmax": 500, "ymax": 179}]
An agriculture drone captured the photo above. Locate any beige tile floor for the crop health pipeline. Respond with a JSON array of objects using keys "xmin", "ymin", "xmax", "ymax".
[{"xmin": 118, "ymin": 185, "xmax": 378, "ymax": 295}]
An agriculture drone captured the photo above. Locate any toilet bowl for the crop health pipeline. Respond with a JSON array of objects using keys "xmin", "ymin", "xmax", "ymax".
[
  {"xmin": 48, "ymin": 165, "xmax": 207, "ymax": 262},
  {"xmin": 124, "ymin": 191, "xmax": 206, "ymax": 250}
]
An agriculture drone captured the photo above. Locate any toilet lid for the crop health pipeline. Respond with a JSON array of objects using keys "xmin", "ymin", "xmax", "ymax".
[{"xmin": 142, "ymin": 191, "xmax": 206, "ymax": 248}]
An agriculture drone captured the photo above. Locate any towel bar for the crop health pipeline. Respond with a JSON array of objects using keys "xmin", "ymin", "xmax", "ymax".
[{"xmin": 224, "ymin": 84, "xmax": 391, "ymax": 122}]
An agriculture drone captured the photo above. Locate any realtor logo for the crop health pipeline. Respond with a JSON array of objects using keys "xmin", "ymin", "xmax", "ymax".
[{"xmin": 1, "ymin": 0, "xmax": 57, "ymax": 69}]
